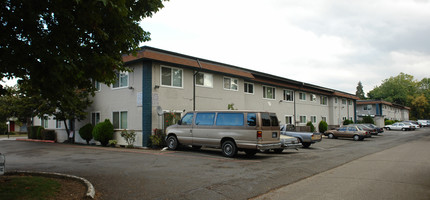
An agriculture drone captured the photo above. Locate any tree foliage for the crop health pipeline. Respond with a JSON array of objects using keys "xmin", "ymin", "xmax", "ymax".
[
  {"xmin": 355, "ymin": 81, "xmax": 365, "ymax": 99},
  {"xmin": 367, "ymin": 73, "xmax": 430, "ymax": 119}
]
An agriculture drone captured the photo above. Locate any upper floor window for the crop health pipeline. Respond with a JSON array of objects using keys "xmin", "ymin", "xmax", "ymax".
[
  {"xmin": 263, "ymin": 86, "xmax": 276, "ymax": 99},
  {"xmin": 348, "ymin": 100, "xmax": 353, "ymax": 105},
  {"xmin": 223, "ymin": 77, "xmax": 238, "ymax": 91},
  {"xmin": 113, "ymin": 71, "xmax": 128, "ymax": 88},
  {"xmin": 196, "ymin": 72, "xmax": 213, "ymax": 88},
  {"xmin": 93, "ymin": 80, "xmax": 101, "ymax": 91},
  {"xmin": 364, "ymin": 105, "xmax": 372, "ymax": 110},
  {"xmin": 311, "ymin": 94, "xmax": 317, "ymax": 102},
  {"xmin": 244, "ymin": 82, "xmax": 254, "ymax": 94},
  {"xmin": 320, "ymin": 96, "xmax": 328, "ymax": 105},
  {"xmin": 342, "ymin": 99, "xmax": 347, "ymax": 104},
  {"xmin": 299, "ymin": 92, "xmax": 306, "ymax": 100},
  {"xmin": 283, "ymin": 89, "xmax": 294, "ymax": 101},
  {"xmin": 161, "ymin": 66, "xmax": 183, "ymax": 88},
  {"xmin": 335, "ymin": 97, "xmax": 338, "ymax": 103}
]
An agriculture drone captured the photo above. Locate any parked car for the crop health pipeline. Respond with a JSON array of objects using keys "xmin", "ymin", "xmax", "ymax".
[
  {"xmin": 404, "ymin": 121, "xmax": 421, "ymax": 128},
  {"xmin": 402, "ymin": 122, "xmax": 418, "ymax": 130},
  {"xmin": 384, "ymin": 122, "xmax": 414, "ymax": 131},
  {"xmin": 165, "ymin": 110, "xmax": 282, "ymax": 157},
  {"xmin": 417, "ymin": 120, "xmax": 429, "ymax": 127},
  {"xmin": 363, "ymin": 124, "xmax": 384, "ymax": 134},
  {"xmin": 324, "ymin": 126, "xmax": 369, "ymax": 141},
  {"xmin": 280, "ymin": 124, "xmax": 322, "ymax": 148},
  {"xmin": 262, "ymin": 134, "xmax": 302, "ymax": 153},
  {"xmin": 346, "ymin": 124, "xmax": 375, "ymax": 136}
]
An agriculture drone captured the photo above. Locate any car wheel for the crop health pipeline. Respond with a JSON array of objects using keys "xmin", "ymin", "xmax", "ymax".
[
  {"xmin": 166, "ymin": 135, "xmax": 178, "ymax": 150},
  {"xmin": 302, "ymin": 142, "xmax": 311, "ymax": 148},
  {"xmin": 244, "ymin": 149, "xmax": 258, "ymax": 156},
  {"xmin": 401, "ymin": 128, "xmax": 405, "ymax": 131},
  {"xmin": 221, "ymin": 140, "xmax": 237, "ymax": 158},
  {"xmin": 353, "ymin": 135, "xmax": 360, "ymax": 141},
  {"xmin": 328, "ymin": 133, "xmax": 335, "ymax": 139},
  {"xmin": 274, "ymin": 148, "xmax": 284, "ymax": 153}
]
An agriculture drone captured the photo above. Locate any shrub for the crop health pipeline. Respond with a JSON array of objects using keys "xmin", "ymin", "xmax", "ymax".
[
  {"xmin": 318, "ymin": 121, "xmax": 328, "ymax": 133},
  {"xmin": 343, "ymin": 119, "xmax": 354, "ymax": 125},
  {"xmin": 121, "ymin": 130, "xmax": 136, "ymax": 148},
  {"xmin": 306, "ymin": 121, "xmax": 315, "ymax": 132},
  {"xmin": 385, "ymin": 120, "xmax": 395, "ymax": 125},
  {"xmin": 41, "ymin": 129, "xmax": 56, "ymax": 141},
  {"xmin": 37, "ymin": 126, "xmax": 45, "ymax": 139},
  {"xmin": 28, "ymin": 126, "xmax": 41, "ymax": 139},
  {"xmin": 362, "ymin": 115, "xmax": 374, "ymax": 124},
  {"xmin": 92, "ymin": 119, "xmax": 114, "ymax": 146},
  {"xmin": 150, "ymin": 129, "xmax": 166, "ymax": 148},
  {"xmin": 79, "ymin": 123, "xmax": 94, "ymax": 144}
]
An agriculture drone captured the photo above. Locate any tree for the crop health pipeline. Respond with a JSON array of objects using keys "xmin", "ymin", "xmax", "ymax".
[
  {"xmin": 408, "ymin": 94, "xmax": 429, "ymax": 120},
  {"xmin": 367, "ymin": 73, "xmax": 416, "ymax": 105},
  {"xmin": 355, "ymin": 81, "xmax": 365, "ymax": 99}
]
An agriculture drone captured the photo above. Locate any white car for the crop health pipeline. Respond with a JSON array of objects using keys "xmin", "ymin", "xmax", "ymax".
[
  {"xmin": 403, "ymin": 122, "xmax": 420, "ymax": 129},
  {"xmin": 384, "ymin": 122, "xmax": 414, "ymax": 131},
  {"xmin": 418, "ymin": 120, "xmax": 429, "ymax": 127}
]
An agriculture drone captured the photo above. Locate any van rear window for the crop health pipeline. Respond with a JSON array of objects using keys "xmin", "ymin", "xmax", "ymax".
[
  {"xmin": 270, "ymin": 113, "xmax": 279, "ymax": 126},
  {"xmin": 216, "ymin": 113, "xmax": 244, "ymax": 126},
  {"xmin": 195, "ymin": 113, "xmax": 215, "ymax": 125},
  {"xmin": 261, "ymin": 113, "xmax": 271, "ymax": 126}
]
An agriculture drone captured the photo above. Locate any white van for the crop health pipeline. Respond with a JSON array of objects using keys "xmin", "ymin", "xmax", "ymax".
[{"xmin": 165, "ymin": 111, "xmax": 282, "ymax": 157}]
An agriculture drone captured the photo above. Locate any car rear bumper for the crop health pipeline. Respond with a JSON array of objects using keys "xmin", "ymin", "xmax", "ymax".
[{"xmin": 256, "ymin": 142, "xmax": 283, "ymax": 150}]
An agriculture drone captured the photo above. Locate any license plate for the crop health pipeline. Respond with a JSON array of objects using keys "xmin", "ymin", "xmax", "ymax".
[{"xmin": 272, "ymin": 132, "xmax": 277, "ymax": 138}]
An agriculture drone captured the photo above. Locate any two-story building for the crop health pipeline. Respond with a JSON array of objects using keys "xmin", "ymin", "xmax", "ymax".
[{"xmin": 356, "ymin": 100, "xmax": 410, "ymax": 127}]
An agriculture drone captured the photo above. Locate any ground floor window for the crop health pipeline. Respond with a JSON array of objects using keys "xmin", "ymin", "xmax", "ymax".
[
  {"xmin": 311, "ymin": 116, "xmax": 317, "ymax": 123},
  {"xmin": 285, "ymin": 116, "xmax": 293, "ymax": 124},
  {"xmin": 42, "ymin": 116, "xmax": 49, "ymax": 128},
  {"xmin": 92, "ymin": 112, "xmax": 101, "ymax": 126},
  {"xmin": 113, "ymin": 111, "xmax": 128, "ymax": 129},
  {"xmin": 299, "ymin": 116, "xmax": 307, "ymax": 124},
  {"xmin": 321, "ymin": 116, "xmax": 327, "ymax": 122},
  {"xmin": 56, "ymin": 119, "xmax": 62, "ymax": 129}
]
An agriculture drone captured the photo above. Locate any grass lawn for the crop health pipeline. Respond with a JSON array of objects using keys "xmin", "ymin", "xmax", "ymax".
[{"xmin": 0, "ymin": 175, "xmax": 60, "ymax": 200}]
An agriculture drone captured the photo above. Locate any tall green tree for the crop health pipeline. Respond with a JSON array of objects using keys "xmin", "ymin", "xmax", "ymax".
[
  {"xmin": 355, "ymin": 81, "xmax": 365, "ymax": 99},
  {"xmin": 367, "ymin": 73, "xmax": 417, "ymax": 105}
]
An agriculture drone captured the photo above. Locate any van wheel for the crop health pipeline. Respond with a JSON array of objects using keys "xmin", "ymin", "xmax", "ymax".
[
  {"xmin": 274, "ymin": 149, "xmax": 284, "ymax": 153},
  {"xmin": 244, "ymin": 149, "xmax": 258, "ymax": 156},
  {"xmin": 221, "ymin": 140, "xmax": 237, "ymax": 158},
  {"xmin": 166, "ymin": 135, "xmax": 178, "ymax": 150},
  {"xmin": 353, "ymin": 135, "xmax": 360, "ymax": 141}
]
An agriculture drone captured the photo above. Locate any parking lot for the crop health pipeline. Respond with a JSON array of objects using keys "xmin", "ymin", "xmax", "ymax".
[{"xmin": 1, "ymin": 128, "xmax": 429, "ymax": 200}]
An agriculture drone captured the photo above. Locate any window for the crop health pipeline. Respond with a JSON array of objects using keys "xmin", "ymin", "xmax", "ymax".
[
  {"xmin": 285, "ymin": 116, "xmax": 293, "ymax": 124},
  {"xmin": 263, "ymin": 86, "xmax": 276, "ymax": 99},
  {"xmin": 299, "ymin": 92, "xmax": 306, "ymax": 100},
  {"xmin": 335, "ymin": 97, "xmax": 338, "ymax": 104},
  {"xmin": 321, "ymin": 117, "xmax": 327, "ymax": 122},
  {"xmin": 113, "ymin": 111, "xmax": 128, "ymax": 129},
  {"xmin": 348, "ymin": 100, "xmax": 352, "ymax": 105},
  {"xmin": 247, "ymin": 113, "xmax": 257, "ymax": 126},
  {"xmin": 195, "ymin": 113, "xmax": 215, "ymax": 126},
  {"xmin": 196, "ymin": 72, "xmax": 213, "ymax": 88},
  {"xmin": 347, "ymin": 127, "xmax": 357, "ymax": 131},
  {"xmin": 364, "ymin": 105, "xmax": 372, "ymax": 110},
  {"xmin": 283, "ymin": 90, "xmax": 294, "ymax": 101},
  {"xmin": 113, "ymin": 71, "xmax": 128, "ymax": 88},
  {"xmin": 94, "ymin": 80, "xmax": 101, "ymax": 91},
  {"xmin": 216, "ymin": 113, "xmax": 244, "ymax": 126},
  {"xmin": 261, "ymin": 113, "xmax": 279, "ymax": 127},
  {"xmin": 342, "ymin": 99, "xmax": 347, "ymax": 104},
  {"xmin": 311, "ymin": 116, "xmax": 317, "ymax": 123},
  {"xmin": 244, "ymin": 82, "xmax": 254, "ymax": 94},
  {"xmin": 342, "ymin": 116, "xmax": 347, "ymax": 121},
  {"xmin": 311, "ymin": 94, "xmax": 316, "ymax": 102},
  {"xmin": 300, "ymin": 116, "xmax": 307, "ymax": 124},
  {"xmin": 56, "ymin": 119, "xmax": 62, "ymax": 129},
  {"xmin": 161, "ymin": 66, "xmax": 183, "ymax": 87},
  {"xmin": 91, "ymin": 112, "xmax": 100, "ymax": 126},
  {"xmin": 320, "ymin": 96, "xmax": 328, "ymax": 105},
  {"xmin": 42, "ymin": 116, "xmax": 49, "ymax": 128},
  {"xmin": 223, "ymin": 77, "xmax": 238, "ymax": 91},
  {"xmin": 181, "ymin": 113, "xmax": 194, "ymax": 125}
]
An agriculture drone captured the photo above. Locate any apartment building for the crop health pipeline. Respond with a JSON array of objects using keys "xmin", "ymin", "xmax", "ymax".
[{"xmin": 356, "ymin": 100, "xmax": 410, "ymax": 127}]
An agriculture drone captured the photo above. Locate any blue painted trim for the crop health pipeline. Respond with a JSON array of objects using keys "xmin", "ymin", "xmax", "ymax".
[{"xmin": 142, "ymin": 61, "xmax": 152, "ymax": 147}]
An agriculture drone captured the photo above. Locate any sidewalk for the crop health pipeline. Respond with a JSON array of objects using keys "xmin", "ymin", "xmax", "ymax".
[
  {"xmin": 253, "ymin": 135, "xmax": 430, "ymax": 200},
  {"xmin": 0, "ymin": 136, "xmax": 27, "ymax": 141}
]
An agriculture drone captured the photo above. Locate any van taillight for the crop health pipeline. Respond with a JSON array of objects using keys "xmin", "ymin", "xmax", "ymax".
[{"xmin": 257, "ymin": 131, "xmax": 262, "ymax": 139}]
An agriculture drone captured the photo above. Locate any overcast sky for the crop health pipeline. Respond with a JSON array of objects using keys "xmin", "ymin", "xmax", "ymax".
[{"xmin": 140, "ymin": 0, "xmax": 430, "ymax": 95}]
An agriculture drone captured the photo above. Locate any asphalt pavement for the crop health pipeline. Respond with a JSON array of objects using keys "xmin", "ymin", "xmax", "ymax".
[{"xmin": 253, "ymin": 134, "xmax": 430, "ymax": 200}]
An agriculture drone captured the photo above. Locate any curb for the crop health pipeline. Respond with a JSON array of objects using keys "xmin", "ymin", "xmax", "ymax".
[
  {"xmin": 16, "ymin": 139, "xmax": 55, "ymax": 143},
  {"xmin": 5, "ymin": 171, "xmax": 95, "ymax": 199}
]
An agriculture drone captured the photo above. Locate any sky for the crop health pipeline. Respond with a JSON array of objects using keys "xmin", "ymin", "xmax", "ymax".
[{"xmin": 139, "ymin": 0, "xmax": 430, "ymax": 95}]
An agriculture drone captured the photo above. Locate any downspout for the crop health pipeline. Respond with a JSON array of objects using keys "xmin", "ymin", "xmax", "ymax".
[
  {"xmin": 293, "ymin": 91, "xmax": 296, "ymax": 127},
  {"xmin": 193, "ymin": 59, "xmax": 203, "ymax": 111}
]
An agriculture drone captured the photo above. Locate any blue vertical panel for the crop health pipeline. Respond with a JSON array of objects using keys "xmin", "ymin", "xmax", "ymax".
[
  {"xmin": 354, "ymin": 100, "xmax": 357, "ymax": 122},
  {"xmin": 142, "ymin": 61, "xmax": 152, "ymax": 147},
  {"xmin": 376, "ymin": 103, "xmax": 381, "ymax": 115}
]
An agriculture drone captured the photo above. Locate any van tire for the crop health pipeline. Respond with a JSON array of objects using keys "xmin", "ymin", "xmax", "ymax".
[
  {"xmin": 221, "ymin": 140, "xmax": 237, "ymax": 158},
  {"xmin": 167, "ymin": 135, "xmax": 178, "ymax": 150}
]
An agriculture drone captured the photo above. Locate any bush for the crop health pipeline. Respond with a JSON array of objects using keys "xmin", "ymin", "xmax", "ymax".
[
  {"xmin": 306, "ymin": 121, "xmax": 315, "ymax": 132},
  {"xmin": 150, "ymin": 129, "xmax": 166, "ymax": 148},
  {"xmin": 318, "ymin": 121, "xmax": 328, "ymax": 133},
  {"xmin": 362, "ymin": 115, "xmax": 374, "ymax": 124},
  {"xmin": 41, "ymin": 129, "xmax": 56, "ymax": 141},
  {"xmin": 343, "ymin": 119, "xmax": 354, "ymax": 125},
  {"xmin": 28, "ymin": 126, "xmax": 41, "ymax": 139},
  {"xmin": 79, "ymin": 123, "xmax": 94, "ymax": 144},
  {"xmin": 92, "ymin": 119, "xmax": 114, "ymax": 146},
  {"xmin": 37, "ymin": 126, "xmax": 45, "ymax": 139},
  {"xmin": 385, "ymin": 120, "xmax": 395, "ymax": 125},
  {"xmin": 121, "ymin": 130, "xmax": 137, "ymax": 148}
]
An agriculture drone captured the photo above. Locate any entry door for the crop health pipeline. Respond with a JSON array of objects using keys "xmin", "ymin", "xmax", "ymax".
[{"xmin": 10, "ymin": 121, "xmax": 15, "ymax": 132}]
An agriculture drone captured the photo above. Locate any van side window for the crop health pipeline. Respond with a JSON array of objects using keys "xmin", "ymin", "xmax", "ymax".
[
  {"xmin": 261, "ymin": 113, "xmax": 271, "ymax": 126},
  {"xmin": 195, "ymin": 113, "xmax": 215, "ymax": 126},
  {"xmin": 216, "ymin": 113, "xmax": 244, "ymax": 126},
  {"xmin": 270, "ymin": 113, "xmax": 279, "ymax": 126},
  {"xmin": 247, "ymin": 113, "xmax": 257, "ymax": 126},
  {"xmin": 181, "ymin": 113, "xmax": 194, "ymax": 125}
]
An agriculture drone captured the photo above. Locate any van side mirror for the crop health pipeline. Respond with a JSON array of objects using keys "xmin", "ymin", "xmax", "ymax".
[{"xmin": 177, "ymin": 120, "xmax": 182, "ymax": 125}]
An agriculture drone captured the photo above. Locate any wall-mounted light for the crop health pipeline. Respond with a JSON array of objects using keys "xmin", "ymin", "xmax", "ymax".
[
  {"xmin": 128, "ymin": 86, "xmax": 134, "ymax": 90},
  {"xmin": 279, "ymin": 100, "xmax": 283, "ymax": 103},
  {"xmin": 154, "ymin": 85, "xmax": 160, "ymax": 89}
]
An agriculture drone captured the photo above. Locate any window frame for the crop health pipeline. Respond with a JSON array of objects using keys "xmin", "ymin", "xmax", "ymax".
[
  {"xmin": 283, "ymin": 89, "xmax": 294, "ymax": 101},
  {"xmin": 113, "ymin": 111, "xmax": 128, "ymax": 129},
  {"xmin": 195, "ymin": 72, "xmax": 213, "ymax": 88},
  {"xmin": 310, "ymin": 94, "xmax": 317, "ymax": 102},
  {"xmin": 299, "ymin": 92, "xmax": 306, "ymax": 101},
  {"xmin": 161, "ymin": 66, "xmax": 183, "ymax": 88},
  {"xmin": 320, "ymin": 96, "xmax": 328, "ymax": 105},
  {"xmin": 244, "ymin": 82, "xmax": 254, "ymax": 94},
  {"xmin": 310, "ymin": 116, "xmax": 317, "ymax": 123},
  {"xmin": 223, "ymin": 76, "xmax": 239, "ymax": 91},
  {"xmin": 263, "ymin": 85, "xmax": 276, "ymax": 100},
  {"xmin": 112, "ymin": 71, "xmax": 129, "ymax": 89},
  {"xmin": 91, "ymin": 112, "xmax": 101, "ymax": 126},
  {"xmin": 299, "ymin": 116, "xmax": 307, "ymax": 124},
  {"xmin": 55, "ymin": 119, "xmax": 62, "ymax": 129}
]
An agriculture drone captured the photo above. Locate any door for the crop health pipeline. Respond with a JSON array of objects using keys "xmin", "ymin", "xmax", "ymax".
[
  {"xmin": 10, "ymin": 121, "xmax": 15, "ymax": 132},
  {"xmin": 192, "ymin": 112, "xmax": 216, "ymax": 146}
]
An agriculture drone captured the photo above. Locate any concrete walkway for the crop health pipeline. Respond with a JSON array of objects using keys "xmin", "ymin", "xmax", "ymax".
[{"xmin": 253, "ymin": 135, "xmax": 430, "ymax": 200}]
